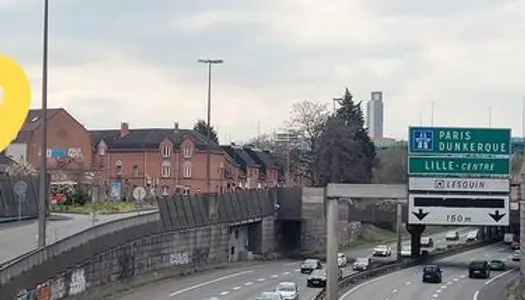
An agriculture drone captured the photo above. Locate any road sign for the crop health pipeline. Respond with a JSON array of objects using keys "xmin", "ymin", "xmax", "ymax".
[
  {"xmin": 408, "ymin": 177, "xmax": 510, "ymax": 193},
  {"xmin": 133, "ymin": 187, "xmax": 146, "ymax": 201},
  {"xmin": 408, "ymin": 127, "xmax": 511, "ymax": 155},
  {"xmin": 408, "ymin": 156, "xmax": 509, "ymax": 176},
  {"xmin": 13, "ymin": 181, "xmax": 28, "ymax": 198},
  {"xmin": 408, "ymin": 194, "xmax": 509, "ymax": 226}
]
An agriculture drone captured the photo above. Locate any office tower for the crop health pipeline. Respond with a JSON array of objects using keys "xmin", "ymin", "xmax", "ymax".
[{"xmin": 366, "ymin": 91, "xmax": 384, "ymax": 139}]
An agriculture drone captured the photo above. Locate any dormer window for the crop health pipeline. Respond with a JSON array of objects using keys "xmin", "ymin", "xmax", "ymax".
[
  {"xmin": 31, "ymin": 116, "xmax": 39, "ymax": 122},
  {"xmin": 183, "ymin": 147, "xmax": 193, "ymax": 158},
  {"xmin": 161, "ymin": 145, "xmax": 171, "ymax": 158},
  {"xmin": 115, "ymin": 160, "xmax": 123, "ymax": 175}
]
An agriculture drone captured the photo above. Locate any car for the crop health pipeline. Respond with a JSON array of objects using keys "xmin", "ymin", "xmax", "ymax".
[
  {"xmin": 513, "ymin": 250, "xmax": 520, "ymax": 261},
  {"xmin": 256, "ymin": 292, "xmax": 283, "ymax": 300},
  {"xmin": 274, "ymin": 282, "xmax": 299, "ymax": 300},
  {"xmin": 372, "ymin": 245, "xmax": 392, "ymax": 257},
  {"xmin": 488, "ymin": 259, "xmax": 506, "ymax": 271},
  {"xmin": 469, "ymin": 260, "xmax": 490, "ymax": 278},
  {"xmin": 420, "ymin": 237, "xmax": 434, "ymax": 248},
  {"xmin": 422, "ymin": 265, "xmax": 443, "ymax": 283},
  {"xmin": 466, "ymin": 230, "xmax": 479, "ymax": 242},
  {"xmin": 352, "ymin": 257, "xmax": 371, "ymax": 271},
  {"xmin": 400, "ymin": 245, "xmax": 411, "ymax": 257},
  {"xmin": 337, "ymin": 253, "xmax": 347, "ymax": 267},
  {"xmin": 300, "ymin": 259, "xmax": 322, "ymax": 274},
  {"xmin": 512, "ymin": 241, "xmax": 520, "ymax": 250},
  {"xmin": 307, "ymin": 269, "xmax": 327, "ymax": 287},
  {"xmin": 445, "ymin": 231, "xmax": 459, "ymax": 241}
]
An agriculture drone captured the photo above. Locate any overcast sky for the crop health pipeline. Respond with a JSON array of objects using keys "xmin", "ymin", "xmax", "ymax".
[{"xmin": 1, "ymin": 0, "xmax": 525, "ymax": 142}]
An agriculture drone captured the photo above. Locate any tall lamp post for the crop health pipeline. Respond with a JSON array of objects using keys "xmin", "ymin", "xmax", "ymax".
[
  {"xmin": 37, "ymin": 0, "xmax": 49, "ymax": 248},
  {"xmin": 198, "ymin": 59, "xmax": 223, "ymax": 193}
]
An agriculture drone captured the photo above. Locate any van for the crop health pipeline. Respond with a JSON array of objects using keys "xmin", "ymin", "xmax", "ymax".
[{"xmin": 504, "ymin": 233, "xmax": 514, "ymax": 244}]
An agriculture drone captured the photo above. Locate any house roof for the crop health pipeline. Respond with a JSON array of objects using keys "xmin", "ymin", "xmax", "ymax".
[
  {"xmin": 243, "ymin": 146, "xmax": 278, "ymax": 175},
  {"xmin": 221, "ymin": 145, "xmax": 260, "ymax": 168},
  {"xmin": 90, "ymin": 128, "xmax": 222, "ymax": 151},
  {"xmin": 13, "ymin": 109, "xmax": 64, "ymax": 143},
  {"xmin": 0, "ymin": 154, "xmax": 15, "ymax": 166}
]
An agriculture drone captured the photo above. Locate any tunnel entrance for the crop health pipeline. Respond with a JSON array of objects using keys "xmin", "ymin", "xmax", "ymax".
[{"xmin": 277, "ymin": 220, "xmax": 301, "ymax": 254}]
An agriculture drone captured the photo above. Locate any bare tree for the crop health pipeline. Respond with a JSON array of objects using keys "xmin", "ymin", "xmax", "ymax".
[{"xmin": 248, "ymin": 133, "xmax": 276, "ymax": 151}]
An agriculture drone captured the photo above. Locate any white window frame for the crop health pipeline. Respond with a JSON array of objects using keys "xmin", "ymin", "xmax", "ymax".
[
  {"xmin": 161, "ymin": 161, "xmax": 171, "ymax": 178},
  {"xmin": 183, "ymin": 162, "xmax": 192, "ymax": 178},
  {"xmin": 161, "ymin": 185, "xmax": 169, "ymax": 196},
  {"xmin": 132, "ymin": 165, "xmax": 139, "ymax": 177},
  {"xmin": 183, "ymin": 147, "xmax": 193, "ymax": 158},
  {"xmin": 161, "ymin": 145, "xmax": 171, "ymax": 158},
  {"xmin": 115, "ymin": 160, "xmax": 123, "ymax": 175}
]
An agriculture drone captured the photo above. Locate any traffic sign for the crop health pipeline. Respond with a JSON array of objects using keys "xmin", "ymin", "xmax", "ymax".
[
  {"xmin": 13, "ymin": 181, "xmax": 28, "ymax": 198},
  {"xmin": 408, "ymin": 127, "xmax": 511, "ymax": 155},
  {"xmin": 408, "ymin": 177, "xmax": 510, "ymax": 193},
  {"xmin": 133, "ymin": 187, "xmax": 146, "ymax": 201},
  {"xmin": 408, "ymin": 194, "xmax": 509, "ymax": 226},
  {"xmin": 408, "ymin": 156, "xmax": 509, "ymax": 176}
]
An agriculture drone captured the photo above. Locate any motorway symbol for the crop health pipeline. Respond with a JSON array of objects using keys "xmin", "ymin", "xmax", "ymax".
[
  {"xmin": 412, "ymin": 129, "xmax": 434, "ymax": 151},
  {"xmin": 412, "ymin": 209, "xmax": 429, "ymax": 221},
  {"xmin": 434, "ymin": 180, "xmax": 444, "ymax": 189},
  {"xmin": 489, "ymin": 210, "xmax": 506, "ymax": 222}
]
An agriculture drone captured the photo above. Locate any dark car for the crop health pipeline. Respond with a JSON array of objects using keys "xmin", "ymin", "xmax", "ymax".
[
  {"xmin": 469, "ymin": 260, "xmax": 490, "ymax": 279},
  {"xmin": 422, "ymin": 265, "xmax": 442, "ymax": 283},
  {"xmin": 300, "ymin": 259, "xmax": 322, "ymax": 274},
  {"xmin": 512, "ymin": 241, "xmax": 520, "ymax": 250},
  {"xmin": 306, "ymin": 269, "xmax": 342, "ymax": 288}
]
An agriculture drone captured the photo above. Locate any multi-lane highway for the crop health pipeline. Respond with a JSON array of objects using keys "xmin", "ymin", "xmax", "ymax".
[
  {"xmin": 116, "ymin": 228, "xmax": 472, "ymax": 300},
  {"xmin": 341, "ymin": 242, "xmax": 517, "ymax": 300},
  {"xmin": 0, "ymin": 211, "xmax": 154, "ymax": 263}
]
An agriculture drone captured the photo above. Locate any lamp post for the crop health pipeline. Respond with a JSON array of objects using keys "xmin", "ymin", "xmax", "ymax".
[
  {"xmin": 488, "ymin": 106, "xmax": 492, "ymax": 128},
  {"xmin": 198, "ymin": 59, "xmax": 223, "ymax": 193},
  {"xmin": 430, "ymin": 101, "xmax": 435, "ymax": 126},
  {"xmin": 37, "ymin": 0, "xmax": 49, "ymax": 248}
]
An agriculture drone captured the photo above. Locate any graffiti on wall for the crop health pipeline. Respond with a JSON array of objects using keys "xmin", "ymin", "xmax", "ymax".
[
  {"xmin": 191, "ymin": 247, "xmax": 210, "ymax": 265},
  {"xmin": 117, "ymin": 252, "xmax": 136, "ymax": 281},
  {"xmin": 50, "ymin": 276, "xmax": 66, "ymax": 300},
  {"xmin": 68, "ymin": 268, "xmax": 86, "ymax": 295},
  {"xmin": 301, "ymin": 233, "xmax": 326, "ymax": 247},
  {"xmin": 170, "ymin": 251, "xmax": 189, "ymax": 266},
  {"xmin": 14, "ymin": 272, "xmax": 71, "ymax": 300}
]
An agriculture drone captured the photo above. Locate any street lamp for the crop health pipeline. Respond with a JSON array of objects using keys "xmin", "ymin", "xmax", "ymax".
[
  {"xmin": 198, "ymin": 59, "xmax": 223, "ymax": 194},
  {"xmin": 38, "ymin": 0, "xmax": 50, "ymax": 248}
]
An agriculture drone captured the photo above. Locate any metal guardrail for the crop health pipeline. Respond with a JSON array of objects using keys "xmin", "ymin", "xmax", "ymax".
[
  {"xmin": 313, "ymin": 241, "xmax": 491, "ymax": 300},
  {"xmin": 0, "ymin": 211, "xmax": 160, "ymax": 285}
]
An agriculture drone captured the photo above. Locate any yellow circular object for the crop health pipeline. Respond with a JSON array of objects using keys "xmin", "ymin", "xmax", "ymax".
[{"xmin": 0, "ymin": 54, "xmax": 31, "ymax": 152}]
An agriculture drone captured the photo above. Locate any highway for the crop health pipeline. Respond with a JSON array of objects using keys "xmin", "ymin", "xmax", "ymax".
[
  {"xmin": 341, "ymin": 242, "xmax": 517, "ymax": 300},
  {"xmin": 116, "ymin": 228, "xmax": 472, "ymax": 300},
  {"xmin": 0, "ymin": 211, "xmax": 153, "ymax": 263}
]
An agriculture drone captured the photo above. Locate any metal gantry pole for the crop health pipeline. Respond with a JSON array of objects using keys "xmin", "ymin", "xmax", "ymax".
[
  {"xmin": 396, "ymin": 202, "xmax": 403, "ymax": 260},
  {"xmin": 326, "ymin": 197, "xmax": 339, "ymax": 300},
  {"xmin": 430, "ymin": 101, "xmax": 435, "ymax": 126},
  {"xmin": 488, "ymin": 106, "xmax": 492, "ymax": 128},
  {"xmin": 38, "ymin": 0, "xmax": 49, "ymax": 248}
]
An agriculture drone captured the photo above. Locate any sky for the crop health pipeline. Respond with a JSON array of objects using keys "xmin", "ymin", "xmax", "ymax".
[{"xmin": 1, "ymin": 0, "xmax": 525, "ymax": 143}]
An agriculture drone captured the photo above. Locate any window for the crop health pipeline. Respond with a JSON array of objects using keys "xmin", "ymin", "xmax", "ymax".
[
  {"xmin": 183, "ymin": 147, "xmax": 193, "ymax": 158},
  {"xmin": 183, "ymin": 162, "xmax": 192, "ymax": 178},
  {"xmin": 161, "ymin": 161, "xmax": 171, "ymax": 178},
  {"xmin": 161, "ymin": 185, "xmax": 169, "ymax": 196},
  {"xmin": 161, "ymin": 145, "xmax": 171, "ymax": 158},
  {"xmin": 115, "ymin": 160, "xmax": 123, "ymax": 175},
  {"xmin": 132, "ymin": 165, "xmax": 139, "ymax": 177}
]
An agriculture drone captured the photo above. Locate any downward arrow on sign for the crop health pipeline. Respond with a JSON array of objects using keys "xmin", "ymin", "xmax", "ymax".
[
  {"xmin": 412, "ymin": 209, "xmax": 429, "ymax": 221},
  {"xmin": 489, "ymin": 210, "xmax": 506, "ymax": 222}
]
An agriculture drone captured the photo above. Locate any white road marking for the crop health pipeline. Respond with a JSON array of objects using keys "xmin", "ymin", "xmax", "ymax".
[
  {"xmin": 169, "ymin": 270, "xmax": 253, "ymax": 297},
  {"xmin": 473, "ymin": 290, "xmax": 479, "ymax": 300},
  {"xmin": 453, "ymin": 278, "xmax": 459, "ymax": 282},
  {"xmin": 446, "ymin": 281, "xmax": 452, "ymax": 285},
  {"xmin": 436, "ymin": 289, "xmax": 442, "ymax": 293},
  {"xmin": 432, "ymin": 294, "xmax": 439, "ymax": 298},
  {"xmin": 441, "ymin": 285, "xmax": 447, "ymax": 289},
  {"xmin": 220, "ymin": 291, "xmax": 229, "ymax": 296},
  {"xmin": 283, "ymin": 271, "xmax": 291, "ymax": 275},
  {"xmin": 294, "ymin": 269, "xmax": 300, "ymax": 272},
  {"xmin": 405, "ymin": 281, "xmax": 411, "ymax": 285},
  {"xmin": 484, "ymin": 269, "xmax": 514, "ymax": 285},
  {"xmin": 283, "ymin": 262, "xmax": 297, "ymax": 266},
  {"xmin": 245, "ymin": 282, "xmax": 254, "ymax": 286},
  {"xmin": 233, "ymin": 286, "xmax": 241, "ymax": 290},
  {"xmin": 392, "ymin": 289, "xmax": 398, "ymax": 293},
  {"xmin": 460, "ymin": 275, "xmax": 466, "ymax": 278},
  {"xmin": 271, "ymin": 275, "xmax": 279, "ymax": 278},
  {"xmin": 258, "ymin": 278, "xmax": 266, "ymax": 282}
]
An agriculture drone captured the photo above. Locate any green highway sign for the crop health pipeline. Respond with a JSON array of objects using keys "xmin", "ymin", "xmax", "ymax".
[
  {"xmin": 408, "ymin": 156, "xmax": 510, "ymax": 176},
  {"xmin": 408, "ymin": 127, "xmax": 511, "ymax": 155}
]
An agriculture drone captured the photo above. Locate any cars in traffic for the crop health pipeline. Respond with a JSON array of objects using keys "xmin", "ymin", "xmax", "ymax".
[
  {"xmin": 337, "ymin": 253, "xmax": 347, "ymax": 267},
  {"xmin": 466, "ymin": 230, "xmax": 479, "ymax": 242},
  {"xmin": 504, "ymin": 233, "xmax": 515, "ymax": 244},
  {"xmin": 274, "ymin": 282, "xmax": 299, "ymax": 300},
  {"xmin": 256, "ymin": 292, "xmax": 283, "ymax": 300},
  {"xmin": 513, "ymin": 250, "xmax": 520, "ymax": 261},
  {"xmin": 469, "ymin": 260, "xmax": 490, "ymax": 278},
  {"xmin": 445, "ymin": 231, "xmax": 459, "ymax": 241},
  {"xmin": 300, "ymin": 258, "xmax": 322, "ymax": 274},
  {"xmin": 512, "ymin": 241, "xmax": 520, "ymax": 250},
  {"xmin": 372, "ymin": 245, "xmax": 392, "ymax": 257},
  {"xmin": 420, "ymin": 237, "xmax": 434, "ymax": 247},
  {"xmin": 488, "ymin": 259, "xmax": 506, "ymax": 271},
  {"xmin": 352, "ymin": 257, "xmax": 371, "ymax": 271},
  {"xmin": 400, "ymin": 245, "xmax": 411, "ymax": 257},
  {"xmin": 422, "ymin": 264, "xmax": 443, "ymax": 283},
  {"xmin": 306, "ymin": 268, "xmax": 342, "ymax": 288}
]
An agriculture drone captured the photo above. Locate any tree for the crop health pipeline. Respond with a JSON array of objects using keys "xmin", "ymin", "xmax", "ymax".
[
  {"xmin": 375, "ymin": 147, "xmax": 407, "ymax": 184},
  {"xmin": 248, "ymin": 133, "xmax": 276, "ymax": 151},
  {"xmin": 193, "ymin": 119, "xmax": 219, "ymax": 144}
]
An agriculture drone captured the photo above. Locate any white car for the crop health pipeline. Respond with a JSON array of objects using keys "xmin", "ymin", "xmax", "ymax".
[
  {"xmin": 337, "ymin": 253, "xmax": 347, "ymax": 267},
  {"xmin": 445, "ymin": 231, "xmax": 459, "ymax": 240},
  {"xmin": 372, "ymin": 245, "xmax": 392, "ymax": 257},
  {"xmin": 420, "ymin": 237, "xmax": 434, "ymax": 247},
  {"xmin": 274, "ymin": 282, "xmax": 299, "ymax": 300},
  {"xmin": 466, "ymin": 230, "xmax": 479, "ymax": 242},
  {"xmin": 400, "ymin": 245, "xmax": 411, "ymax": 257}
]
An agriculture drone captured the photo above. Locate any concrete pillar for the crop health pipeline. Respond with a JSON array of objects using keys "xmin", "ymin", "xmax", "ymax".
[
  {"xmin": 326, "ymin": 198, "xmax": 339, "ymax": 300},
  {"xmin": 406, "ymin": 224, "xmax": 425, "ymax": 258}
]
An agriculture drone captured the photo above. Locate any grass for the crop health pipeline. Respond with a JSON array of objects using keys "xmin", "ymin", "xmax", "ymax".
[
  {"xmin": 50, "ymin": 202, "xmax": 139, "ymax": 215},
  {"xmin": 343, "ymin": 224, "xmax": 398, "ymax": 248}
]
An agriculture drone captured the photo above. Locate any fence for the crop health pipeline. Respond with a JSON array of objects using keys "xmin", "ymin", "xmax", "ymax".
[{"xmin": 0, "ymin": 174, "xmax": 41, "ymax": 220}]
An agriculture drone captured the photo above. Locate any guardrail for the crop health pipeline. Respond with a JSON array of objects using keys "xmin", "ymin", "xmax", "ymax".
[
  {"xmin": 0, "ymin": 211, "xmax": 160, "ymax": 285},
  {"xmin": 313, "ymin": 241, "xmax": 492, "ymax": 300}
]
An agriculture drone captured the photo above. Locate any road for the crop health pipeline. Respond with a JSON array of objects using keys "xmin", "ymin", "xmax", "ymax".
[
  {"xmin": 116, "ymin": 228, "xmax": 472, "ymax": 300},
  {"xmin": 0, "ymin": 211, "xmax": 154, "ymax": 263},
  {"xmin": 341, "ymin": 242, "xmax": 517, "ymax": 300}
]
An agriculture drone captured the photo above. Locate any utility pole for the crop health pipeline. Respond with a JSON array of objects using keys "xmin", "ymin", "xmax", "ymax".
[
  {"xmin": 430, "ymin": 101, "xmax": 435, "ymax": 126},
  {"xmin": 38, "ymin": 0, "xmax": 50, "ymax": 248},
  {"xmin": 198, "ymin": 59, "xmax": 223, "ymax": 194},
  {"xmin": 488, "ymin": 106, "xmax": 492, "ymax": 128},
  {"xmin": 326, "ymin": 197, "xmax": 339, "ymax": 300}
]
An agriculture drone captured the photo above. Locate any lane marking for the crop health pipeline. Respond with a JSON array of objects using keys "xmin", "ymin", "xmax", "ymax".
[
  {"xmin": 473, "ymin": 290, "xmax": 479, "ymax": 300},
  {"xmin": 220, "ymin": 291, "xmax": 229, "ymax": 296},
  {"xmin": 392, "ymin": 289, "xmax": 398, "ymax": 293},
  {"xmin": 169, "ymin": 270, "xmax": 253, "ymax": 297},
  {"xmin": 484, "ymin": 269, "xmax": 514, "ymax": 285},
  {"xmin": 453, "ymin": 278, "xmax": 459, "ymax": 282},
  {"xmin": 283, "ymin": 271, "xmax": 290, "ymax": 275},
  {"xmin": 233, "ymin": 286, "xmax": 241, "ymax": 290},
  {"xmin": 271, "ymin": 275, "xmax": 279, "ymax": 278},
  {"xmin": 294, "ymin": 269, "xmax": 300, "ymax": 272},
  {"xmin": 447, "ymin": 282, "xmax": 452, "ymax": 285},
  {"xmin": 441, "ymin": 285, "xmax": 447, "ymax": 289},
  {"xmin": 283, "ymin": 262, "xmax": 297, "ymax": 266},
  {"xmin": 436, "ymin": 289, "xmax": 442, "ymax": 293},
  {"xmin": 405, "ymin": 281, "xmax": 411, "ymax": 285},
  {"xmin": 460, "ymin": 275, "xmax": 466, "ymax": 278},
  {"xmin": 245, "ymin": 282, "xmax": 253, "ymax": 286},
  {"xmin": 432, "ymin": 294, "xmax": 438, "ymax": 298},
  {"xmin": 258, "ymin": 278, "xmax": 266, "ymax": 282}
]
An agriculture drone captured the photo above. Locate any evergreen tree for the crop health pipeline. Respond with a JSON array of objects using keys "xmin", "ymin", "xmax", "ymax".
[{"xmin": 193, "ymin": 119, "xmax": 219, "ymax": 144}]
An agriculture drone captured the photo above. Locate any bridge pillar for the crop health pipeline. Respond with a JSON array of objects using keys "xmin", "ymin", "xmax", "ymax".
[{"xmin": 406, "ymin": 224, "xmax": 425, "ymax": 258}]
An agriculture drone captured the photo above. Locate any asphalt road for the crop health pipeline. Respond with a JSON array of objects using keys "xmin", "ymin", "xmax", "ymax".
[
  {"xmin": 0, "ymin": 211, "xmax": 152, "ymax": 263},
  {"xmin": 116, "ymin": 228, "xmax": 472, "ymax": 300},
  {"xmin": 341, "ymin": 242, "xmax": 517, "ymax": 300}
]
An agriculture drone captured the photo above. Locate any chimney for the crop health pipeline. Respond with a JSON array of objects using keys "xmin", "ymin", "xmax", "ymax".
[
  {"xmin": 120, "ymin": 122, "xmax": 129, "ymax": 137},
  {"xmin": 174, "ymin": 122, "xmax": 179, "ymax": 132}
]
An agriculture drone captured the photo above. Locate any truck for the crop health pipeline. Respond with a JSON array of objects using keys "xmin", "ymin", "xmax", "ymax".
[{"xmin": 504, "ymin": 233, "xmax": 515, "ymax": 244}]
